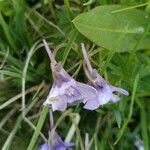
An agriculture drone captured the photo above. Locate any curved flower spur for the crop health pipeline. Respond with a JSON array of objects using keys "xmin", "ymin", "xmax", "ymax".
[
  {"xmin": 43, "ymin": 40, "xmax": 98, "ymax": 111},
  {"xmin": 81, "ymin": 43, "xmax": 129, "ymax": 110}
]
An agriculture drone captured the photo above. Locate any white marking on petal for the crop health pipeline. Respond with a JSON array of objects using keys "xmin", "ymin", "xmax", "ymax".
[{"xmin": 43, "ymin": 96, "xmax": 59, "ymax": 105}]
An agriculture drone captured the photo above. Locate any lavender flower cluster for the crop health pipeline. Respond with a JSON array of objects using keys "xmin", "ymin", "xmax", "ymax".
[
  {"xmin": 43, "ymin": 40, "xmax": 129, "ymax": 111},
  {"xmin": 40, "ymin": 40, "xmax": 129, "ymax": 150}
]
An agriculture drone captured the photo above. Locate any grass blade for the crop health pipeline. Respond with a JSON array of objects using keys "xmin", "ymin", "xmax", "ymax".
[
  {"xmin": 62, "ymin": 29, "xmax": 78, "ymax": 66},
  {"xmin": 0, "ymin": 13, "xmax": 16, "ymax": 51},
  {"xmin": 2, "ymin": 115, "xmax": 22, "ymax": 150},
  {"xmin": 27, "ymin": 106, "xmax": 48, "ymax": 150}
]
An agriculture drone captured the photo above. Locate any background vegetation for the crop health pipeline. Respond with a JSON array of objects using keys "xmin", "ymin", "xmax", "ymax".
[{"xmin": 0, "ymin": 0, "xmax": 149, "ymax": 149}]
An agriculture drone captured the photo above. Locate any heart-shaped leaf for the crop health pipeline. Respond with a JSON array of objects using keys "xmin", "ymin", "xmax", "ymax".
[{"xmin": 73, "ymin": 5, "xmax": 150, "ymax": 52}]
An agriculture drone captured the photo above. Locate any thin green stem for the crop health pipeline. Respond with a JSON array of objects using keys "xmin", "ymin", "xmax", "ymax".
[
  {"xmin": 112, "ymin": 2, "xmax": 149, "ymax": 13},
  {"xmin": 22, "ymin": 42, "xmax": 40, "ymax": 117}
]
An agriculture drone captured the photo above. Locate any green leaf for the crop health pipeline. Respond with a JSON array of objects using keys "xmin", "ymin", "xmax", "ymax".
[{"xmin": 73, "ymin": 5, "xmax": 150, "ymax": 52}]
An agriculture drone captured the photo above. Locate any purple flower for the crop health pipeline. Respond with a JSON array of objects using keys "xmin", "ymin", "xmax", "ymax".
[
  {"xmin": 43, "ymin": 40, "xmax": 98, "ymax": 111},
  {"xmin": 81, "ymin": 43, "xmax": 129, "ymax": 110},
  {"xmin": 40, "ymin": 133, "xmax": 73, "ymax": 150},
  {"xmin": 40, "ymin": 109, "xmax": 74, "ymax": 150}
]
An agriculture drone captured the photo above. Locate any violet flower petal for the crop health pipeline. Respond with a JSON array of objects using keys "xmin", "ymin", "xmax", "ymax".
[
  {"xmin": 76, "ymin": 82, "xmax": 99, "ymax": 110},
  {"xmin": 51, "ymin": 98, "xmax": 67, "ymax": 112},
  {"xmin": 76, "ymin": 82, "xmax": 98, "ymax": 102},
  {"xmin": 96, "ymin": 83, "xmax": 112, "ymax": 105},
  {"xmin": 40, "ymin": 133, "xmax": 74, "ymax": 150},
  {"xmin": 111, "ymin": 94, "xmax": 120, "ymax": 102},
  {"xmin": 52, "ymin": 133, "xmax": 66, "ymax": 150},
  {"xmin": 83, "ymin": 98, "xmax": 100, "ymax": 110},
  {"xmin": 40, "ymin": 142, "xmax": 50, "ymax": 150},
  {"xmin": 92, "ymin": 70, "xmax": 129, "ymax": 106},
  {"xmin": 53, "ymin": 133, "xmax": 74, "ymax": 150}
]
